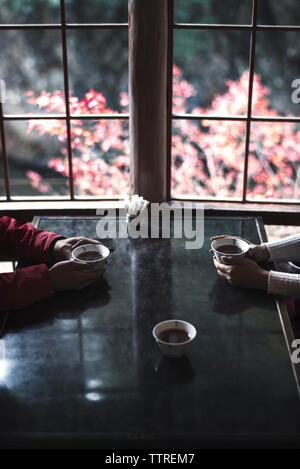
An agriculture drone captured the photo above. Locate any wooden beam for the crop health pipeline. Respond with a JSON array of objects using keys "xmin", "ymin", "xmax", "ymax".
[{"xmin": 129, "ymin": 0, "xmax": 168, "ymax": 202}]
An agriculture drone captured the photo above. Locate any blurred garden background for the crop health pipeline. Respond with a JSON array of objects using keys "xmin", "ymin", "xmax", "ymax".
[{"xmin": 0, "ymin": 0, "xmax": 300, "ymax": 200}]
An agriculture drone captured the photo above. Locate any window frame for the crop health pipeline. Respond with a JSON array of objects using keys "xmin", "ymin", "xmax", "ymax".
[
  {"xmin": 0, "ymin": 0, "xmax": 129, "ymax": 202},
  {"xmin": 0, "ymin": 0, "xmax": 300, "ymax": 212},
  {"xmin": 168, "ymin": 0, "xmax": 300, "ymax": 206}
]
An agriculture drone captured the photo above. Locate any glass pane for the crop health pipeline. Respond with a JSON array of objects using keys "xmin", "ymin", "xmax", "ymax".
[
  {"xmin": 257, "ymin": 0, "xmax": 300, "ymax": 26},
  {"xmin": 253, "ymin": 31, "xmax": 300, "ymax": 117},
  {"xmin": 173, "ymin": 30, "xmax": 250, "ymax": 115},
  {"xmin": 66, "ymin": 0, "xmax": 128, "ymax": 23},
  {"xmin": 71, "ymin": 119, "xmax": 129, "ymax": 196},
  {"xmin": 67, "ymin": 29, "xmax": 128, "ymax": 114},
  {"xmin": 0, "ymin": 30, "xmax": 65, "ymax": 115},
  {"xmin": 247, "ymin": 122, "xmax": 300, "ymax": 201},
  {"xmin": 175, "ymin": 0, "xmax": 252, "ymax": 24},
  {"xmin": 0, "ymin": 0, "xmax": 60, "ymax": 24},
  {"xmin": 5, "ymin": 120, "xmax": 69, "ymax": 197},
  {"xmin": 171, "ymin": 119, "xmax": 246, "ymax": 198}
]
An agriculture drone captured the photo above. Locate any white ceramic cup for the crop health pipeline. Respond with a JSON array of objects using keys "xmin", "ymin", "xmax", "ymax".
[
  {"xmin": 211, "ymin": 237, "xmax": 249, "ymax": 262},
  {"xmin": 72, "ymin": 243, "xmax": 110, "ymax": 271},
  {"xmin": 152, "ymin": 319, "xmax": 197, "ymax": 358}
]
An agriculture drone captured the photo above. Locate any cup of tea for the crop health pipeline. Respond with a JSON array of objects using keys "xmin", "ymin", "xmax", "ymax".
[
  {"xmin": 152, "ymin": 319, "xmax": 197, "ymax": 358},
  {"xmin": 72, "ymin": 243, "xmax": 110, "ymax": 271},
  {"xmin": 211, "ymin": 237, "xmax": 249, "ymax": 262}
]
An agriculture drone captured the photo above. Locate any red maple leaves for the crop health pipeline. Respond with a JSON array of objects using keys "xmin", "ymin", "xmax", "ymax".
[{"xmin": 26, "ymin": 67, "xmax": 300, "ymax": 200}]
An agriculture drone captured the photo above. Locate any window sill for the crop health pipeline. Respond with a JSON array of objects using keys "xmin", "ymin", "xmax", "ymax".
[{"xmin": 0, "ymin": 199, "xmax": 299, "ymax": 225}]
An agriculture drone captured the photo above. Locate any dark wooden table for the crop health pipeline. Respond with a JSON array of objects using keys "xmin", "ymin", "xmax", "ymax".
[{"xmin": 0, "ymin": 216, "xmax": 299, "ymax": 448}]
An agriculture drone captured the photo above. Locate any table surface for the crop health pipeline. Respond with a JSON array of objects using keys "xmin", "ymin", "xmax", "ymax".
[{"xmin": 1, "ymin": 216, "xmax": 300, "ymax": 448}]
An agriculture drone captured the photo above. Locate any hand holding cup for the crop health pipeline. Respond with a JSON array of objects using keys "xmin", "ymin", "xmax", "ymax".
[
  {"xmin": 49, "ymin": 259, "xmax": 105, "ymax": 291},
  {"xmin": 210, "ymin": 235, "xmax": 270, "ymax": 262}
]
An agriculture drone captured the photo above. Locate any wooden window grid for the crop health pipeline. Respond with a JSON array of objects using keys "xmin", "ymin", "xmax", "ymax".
[{"xmin": 0, "ymin": 0, "xmax": 300, "ymax": 206}]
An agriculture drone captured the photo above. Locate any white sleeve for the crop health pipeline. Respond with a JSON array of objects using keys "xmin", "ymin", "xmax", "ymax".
[
  {"xmin": 265, "ymin": 233, "xmax": 300, "ymax": 262},
  {"xmin": 268, "ymin": 270, "xmax": 300, "ymax": 296}
]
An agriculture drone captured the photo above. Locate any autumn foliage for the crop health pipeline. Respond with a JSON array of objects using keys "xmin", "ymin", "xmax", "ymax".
[
  {"xmin": 26, "ymin": 89, "xmax": 130, "ymax": 196},
  {"xmin": 26, "ymin": 66, "xmax": 300, "ymax": 199}
]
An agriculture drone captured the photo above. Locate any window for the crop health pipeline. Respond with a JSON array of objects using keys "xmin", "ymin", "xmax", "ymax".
[
  {"xmin": 170, "ymin": 0, "xmax": 300, "ymax": 203},
  {"xmin": 1, "ymin": 0, "xmax": 300, "ymax": 206},
  {"xmin": 0, "ymin": 0, "xmax": 129, "ymax": 200}
]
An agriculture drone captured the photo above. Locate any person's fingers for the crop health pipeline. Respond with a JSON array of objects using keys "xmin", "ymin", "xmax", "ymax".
[
  {"xmin": 216, "ymin": 268, "xmax": 228, "ymax": 278},
  {"xmin": 71, "ymin": 259, "xmax": 92, "ymax": 270},
  {"xmin": 71, "ymin": 238, "xmax": 101, "ymax": 250},
  {"xmin": 216, "ymin": 263, "xmax": 232, "ymax": 274},
  {"xmin": 214, "ymin": 258, "xmax": 231, "ymax": 275},
  {"xmin": 213, "ymin": 257, "xmax": 223, "ymax": 270},
  {"xmin": 220, "ymin": 256, "xmax": 244, "ymax": 265},
  {"xmin": 55, "ymin": 259, "xmax": 89, "ymax": 271},
  {"xmin": 247, "ymin": 247, "xmax": 255, "ymax": 258},
  {"xmin": 79, "ymin": 280, "xmax": 96, "ymax": 290},
  {"xmin": 77, "ymin": 267, "xmax": 105, "ymax": 280},
  {"xmin": 213, "ymin": 256, "xmax": 225, "ymax": 267},
  {"xmin": 73, "ymin": 261, "xmax": 106, "ymax": 275},
  {"xmin": 71, "ymin": 239, "xmax": 86, "ymax": 250},
  {"xmin": 63, "ymin": 247, "xmax": 73, "ymax": 259},
  {"xmin": 216, "ymin": 269, "xmax": 232, "ymax": 283},
  {"xmin": 85, "ymin": 238, "xmax": 102, "ymax": 245},
  {"xmin": 247, "ymin": 247, "xmax": 253, "ymax": 256},
  {"xmin": 55, "ymin": 259, "xmax": 73, "ymax": 267},
  {"xmin": 214, "ymin": 256, "xmax": 241, "ymax": 280}
]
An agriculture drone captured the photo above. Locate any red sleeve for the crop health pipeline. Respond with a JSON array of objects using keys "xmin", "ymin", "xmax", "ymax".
[
  {"xmin": 0, "ymin": 216, "xmax": 63, "ymax": 263},
  {"xmin": 0, "ymin": 264, "xmax": 53, "ymax": 312}
]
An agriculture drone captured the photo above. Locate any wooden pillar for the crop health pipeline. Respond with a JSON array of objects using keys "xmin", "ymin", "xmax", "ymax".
[{"xmin": 129, "ymin": 0, "xmax": 168, "ymax": 202}]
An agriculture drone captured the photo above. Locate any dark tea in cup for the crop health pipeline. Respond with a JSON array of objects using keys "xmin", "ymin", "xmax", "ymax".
[
  {"xmin": 216, "ymin": 245, "xmax": 243, "ymax": 255},
  {"xmin": 77, "ymin": 251, "xmax": 104, "ymax": 261},
  {"xmin": 158, "ymin": 328, "xmax": 190, "ymax": 344}
]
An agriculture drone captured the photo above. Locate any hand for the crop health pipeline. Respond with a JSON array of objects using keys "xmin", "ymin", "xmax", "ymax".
[
  {"xmin": 49, "ymin": 259, "xmax": 105, "ymax": 291},
  {"xmin": 211, "ymin": 235, "xmax": 270, "ymax": 262},
  {"xmin": 51, "ymin": 237, "xmax": 102, "ymax": 263},
  {"xmin": 213, "ymin": 255, "xmax": 269, "ymax": 290},
  {"xmin": 247, "ymin": 244, "xmax": 270, "ymax": 262}
]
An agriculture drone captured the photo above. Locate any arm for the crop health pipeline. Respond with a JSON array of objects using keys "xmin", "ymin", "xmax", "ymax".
[
  {"xmin": 211, "ymin": 234, "xmax": 300, "ymax": 295},
  {"xmin": 0, "ymin": 216, "xmax": 61, "ymax": 310},
  {"xmin": 0, "ymin": 216, "xmax": 64, "ymax": 263},
  {"xmin": 0, "ymin": 260, "xmax": 106, "ymax": 312},
  {"xmin": 213, "ymin": 256, "xmax": 300, "ymax": 297},
  {"xmin": 211, "ymin": 233, "xmax": 300, "ymax": 263},
  {"xmin": 264, "ymin": 233, "xmax": 300, "ymax": 262},
  {"xmin": 268, "ymin": 270, "xmax": 300, "ymax": 296},
  {"xmin": 0, "ymin": 264, "xmax": 53, "ymax": 312},
  {"xmin": 0, "ymin": 217, "xmax": 106, "ymax": 312}
]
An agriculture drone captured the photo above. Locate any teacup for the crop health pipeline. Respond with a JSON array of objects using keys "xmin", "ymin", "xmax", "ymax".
[
  {"xmin": 72, "ymin": 243, "xmax": 110, "ymax": 271},
  {"xmin": 152, "ymin": 319, "xmax": 197, "ymax": 358},
  {"xmin": 211, "ymin": 237, "xmax": 249, "ymax": 262}
]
